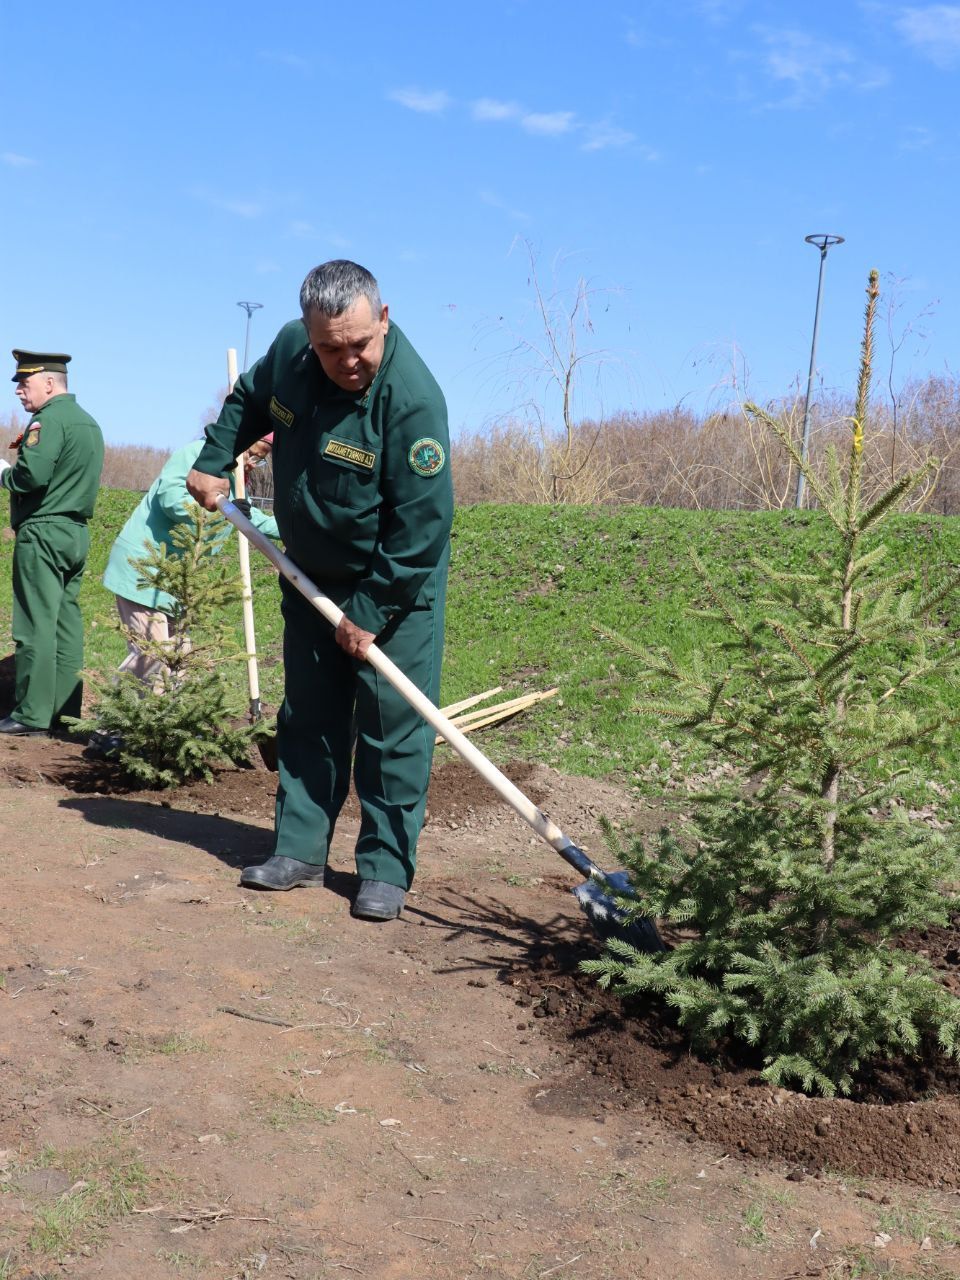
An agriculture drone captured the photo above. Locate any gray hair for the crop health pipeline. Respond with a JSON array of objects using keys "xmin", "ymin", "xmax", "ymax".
[
  {"xmin": 299, "ymin": 260, "xmax": 382, "ymax": 321},
  {"xmin": 48, "ymin": 371, "xmax": 68, "ymax": 391}
]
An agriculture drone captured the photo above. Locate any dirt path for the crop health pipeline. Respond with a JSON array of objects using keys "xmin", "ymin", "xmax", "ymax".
[{"xmin": 1, "ymin": 737, "xmax": 959, "ymax": 1278}]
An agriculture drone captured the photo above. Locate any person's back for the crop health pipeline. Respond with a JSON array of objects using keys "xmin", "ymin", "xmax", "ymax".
[
  {"xmin": 104, "ymin": 441, "xmax": 207, "ymax": 612},
  {"xmin": 105, "ymin": 438, "xmax": 279, "ymax": 612}
]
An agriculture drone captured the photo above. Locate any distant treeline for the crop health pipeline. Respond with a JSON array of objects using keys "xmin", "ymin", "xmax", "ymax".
[{"xmin": 3, "ymin": 371, "xmax": 959, "ymax": 514}]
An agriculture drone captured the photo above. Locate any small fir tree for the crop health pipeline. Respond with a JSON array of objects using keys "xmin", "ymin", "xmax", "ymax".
[
  {"xmin": 585, "ymin": 271, "xmax": 960, "ymax": 1096},
  {"xmin": 73, "ymin": 503, "xmax": 256, "ymax": 787}
]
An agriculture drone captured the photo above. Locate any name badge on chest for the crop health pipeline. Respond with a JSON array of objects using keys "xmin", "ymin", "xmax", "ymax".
[{"xmin": 323, "ymin": 438, "xmax": 376, "ymax": 470}]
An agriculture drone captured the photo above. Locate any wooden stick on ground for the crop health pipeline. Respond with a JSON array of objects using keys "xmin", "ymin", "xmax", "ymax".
[
  {"xmin": 439, "ymin": 686, "xmax": 503, "ymax": 718},
  {"xmin": 436, "ymin": 688, "xmax": 558, "ymax": 743},
  {"xmin": 450, "ymin": 688, "xmax": 558, "ymax": 729}
]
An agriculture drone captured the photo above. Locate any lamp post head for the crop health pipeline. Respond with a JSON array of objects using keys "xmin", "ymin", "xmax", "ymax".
[
  {"xmin": 237, "ymin": 301, "xmax": 264, "ymax": 317},
  {"xmin": 804, "ymin": 234, "xmax": 844, "ymax": 254}
]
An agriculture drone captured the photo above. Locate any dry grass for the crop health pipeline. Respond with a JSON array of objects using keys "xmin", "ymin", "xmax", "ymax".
[
  {"xmin": 4, "ymin": 367, "xmax": 959, "ymax": 511},
  {"xmin": 452, "ymin": 373, "xmax": 960, "ymax": 513}
]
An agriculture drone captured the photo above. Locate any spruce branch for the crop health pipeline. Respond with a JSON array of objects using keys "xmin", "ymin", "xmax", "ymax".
[{"xmin": 744, "ymin": 402, "xmax": 838, "ymax": 521}]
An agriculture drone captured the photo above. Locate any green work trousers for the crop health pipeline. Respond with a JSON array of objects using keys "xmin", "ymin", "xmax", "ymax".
[
  {"xmin": 272, "ymin": 571, "xmax": 447, "ymax": 889},
  {"xmin": 11, "ymin": 518, "xmax": 90, "ymax": 729}
]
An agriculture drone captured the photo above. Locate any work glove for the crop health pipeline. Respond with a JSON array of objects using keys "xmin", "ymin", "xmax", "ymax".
[{"xmin": 232, "ymin": 497, "xmax": 252, "ymax": 519}]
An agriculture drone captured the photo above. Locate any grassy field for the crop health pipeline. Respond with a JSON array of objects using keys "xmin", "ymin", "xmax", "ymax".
[{"xmin": 0, "ymin": 491, "xmax": 958, "ymax": 801}]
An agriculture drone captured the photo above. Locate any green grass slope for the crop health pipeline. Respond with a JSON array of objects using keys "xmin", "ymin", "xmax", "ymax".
[{"xmin": 0, "ymin": 493, "xmax": 957, "ymax": 798}]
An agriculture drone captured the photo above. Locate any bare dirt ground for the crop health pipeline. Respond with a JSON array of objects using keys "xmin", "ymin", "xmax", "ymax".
[{"xmin": 1, "ymin": 730, "xmax": 960, "ymax": 1279}]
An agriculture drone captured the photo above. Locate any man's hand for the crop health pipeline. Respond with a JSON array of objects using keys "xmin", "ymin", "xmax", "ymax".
[
  {"xmin": 335, "ymin": 616, "xmax": 376, "ymax": 661},
  {"xmin": 186, "ymin": 468, "xmax": 229, "ymax": 511}
]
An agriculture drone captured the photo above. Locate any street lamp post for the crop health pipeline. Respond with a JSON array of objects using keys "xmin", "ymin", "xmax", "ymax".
[
  {"xmin": 795, "ymin": 234, "xmax": 844, "ymax": 509},
  {"xmin": 237, "ymin": 301, "xmax": 264, "ymax": 373}
]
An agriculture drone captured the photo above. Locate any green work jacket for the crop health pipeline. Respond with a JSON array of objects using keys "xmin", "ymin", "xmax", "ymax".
[
  {"xmin": 1, "ymin": 393, "xmax": 104, "ymax": 530},
  {"xmin": 193, "ymin": 320, "xmax": 453, "ymax": 637},
  {"xmin": 103, "ymin": 439, "xmax": 280, "ymax": 613}
]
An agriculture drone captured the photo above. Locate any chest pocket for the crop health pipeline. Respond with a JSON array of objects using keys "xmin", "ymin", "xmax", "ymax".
[{"xmin": 311, "ymin": 431, "xmax": 380, "ymax": 506}]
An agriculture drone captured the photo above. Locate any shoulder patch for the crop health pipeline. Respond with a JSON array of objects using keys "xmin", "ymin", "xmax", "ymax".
[
  {"xmin": 269, "ymin": 396, "xmax": 295, "ymax": 428},
  {"xmin": 408, "ymin": 438, "xmax": 445, "ymax": 477},
  {"xmin": 24, "ymin": 425, "xmax": 41, "ymax": 447}
]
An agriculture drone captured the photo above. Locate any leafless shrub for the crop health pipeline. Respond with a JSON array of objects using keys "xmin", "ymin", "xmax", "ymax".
[
  {"xmin": 453, "ymin": 372, "xmax": 960, "ymax": 512},
  {"xmin": 101, "ymin": 444, "xmax": 172, "ymax": 491}
]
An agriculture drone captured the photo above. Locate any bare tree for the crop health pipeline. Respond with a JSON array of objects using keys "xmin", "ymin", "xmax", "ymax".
[
  {"xmin": 481, "ymin": 241, "xmax": 628, "ymax": 503},
  {"xmin": 883, "ymin": 273, "xmax": 939, "ymax": 484}
]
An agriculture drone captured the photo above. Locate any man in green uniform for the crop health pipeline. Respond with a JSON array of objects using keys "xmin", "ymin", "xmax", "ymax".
[
  {"xmin": 186, "ymin": 261, "xmax": 453, "ymax": 921},
  {"xmin": 0, "ymin": 351, "xmax": 104, "ymax": 735}
]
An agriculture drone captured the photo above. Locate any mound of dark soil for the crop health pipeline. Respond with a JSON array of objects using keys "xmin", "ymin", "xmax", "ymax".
[{"xmin": 2, "ymin": 724, "xmax": 959, "ymax": 1188}]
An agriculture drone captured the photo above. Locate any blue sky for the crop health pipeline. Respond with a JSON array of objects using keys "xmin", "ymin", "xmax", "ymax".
[{"xmin": 2, "ymin": 0, "xmax": 958, "ymax": 449}]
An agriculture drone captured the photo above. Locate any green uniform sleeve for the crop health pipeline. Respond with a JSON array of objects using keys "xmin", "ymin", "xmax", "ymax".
[
  {"xmin": 343, "ymin": 400, "xmax": 453, "ymax": 635},
  {"xmin": 193, "ymin": 348, "xmax": 276, "ymax": 477},
  {"xmin": 1, "ymin": 418, "xmax": 63, "ymax": 494}
]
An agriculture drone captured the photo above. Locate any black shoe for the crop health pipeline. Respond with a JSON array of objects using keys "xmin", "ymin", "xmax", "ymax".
[
  {"xmin": 239, "ymin": 855, "xmax": 328, "ymax": 891},
  {"xmin": 0, "ymin": 716, "xmax": 46, "ymax": 737},
  {"xmin": 351, "ymin": 880, "xmax": 406, "ymax": 921},
  {"xmin": 84, "ymin": 729, "xmax": 125, "ymax": 760}
]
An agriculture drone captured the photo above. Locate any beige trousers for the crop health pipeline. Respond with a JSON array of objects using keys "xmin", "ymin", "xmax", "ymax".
[{"xmin": 115, "ymin": 597, "xmax": 190, "ymax": 690}]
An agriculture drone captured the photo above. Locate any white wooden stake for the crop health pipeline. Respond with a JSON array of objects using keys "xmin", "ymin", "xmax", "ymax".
[{"xmin": 227, "ymin": 347, "xmax": 261, "ymax": 720}]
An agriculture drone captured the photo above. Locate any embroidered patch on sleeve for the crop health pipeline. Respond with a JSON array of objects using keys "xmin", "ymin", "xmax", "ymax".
[
  {"xmin": 24, "ymin": 425, "xmax": 41, "ymax": 447},
  {"xmin": 408, "ymin": 438, "xmax": 445, "ymax": 477}
]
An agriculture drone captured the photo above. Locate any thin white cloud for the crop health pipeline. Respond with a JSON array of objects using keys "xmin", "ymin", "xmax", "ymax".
[
  {"xmin": 2, "ymin": 151, "xmax": 37, "ymax": 167},
  {"xmin": 192, "ymin": 187, "xmax": 263, "ymax": 218},
  {"xmin": 757, "ymin": 28, "xmax": 889, "ymax": 104},
  {"xmin": 393, "ymin": 87, "xmax": 640, "ymax": 157},
  {"xmin": 479, "ymin": 189, "xmax": 531, "ymax": 223},
  {"xmin": 899, "ymin": 124, "xmax": 936, "ymax": 150},
  {"xmin": 520, "ymin": 111, "xmax": 576, "ymax": 136},
  {"xmin": 218, "ymin": 198, "xmax": 263, "ymax": 219},
  {"xmin": 697, "ymin": 0, "xmax": 748, "ymax": 22},
  {"xmin": 258, "ymin": 50, "xmax": 310, "ymax": 71},
  {"xmin": 471, "ymin": 97, "xmax": 521, "ymax": 121},
  {"xmin": 896, "ymin": 5, "xmax": 960, "ymax": 66},
  {"xmin": 288, "ymin": 220, "xmax": 350, "ymax": 249},
  {"xmin": 388, "ymin": 87, "xmax": 452, "ymax": 113},
  {"xmin": 581, "ymin": 124, "xmax": 639, "ymax": 152}
]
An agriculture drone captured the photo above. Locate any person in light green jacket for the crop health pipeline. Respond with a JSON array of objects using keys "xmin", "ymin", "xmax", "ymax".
[{"xmin": 103, "ymin": 435, "xmax": 279, "ymax": 686}]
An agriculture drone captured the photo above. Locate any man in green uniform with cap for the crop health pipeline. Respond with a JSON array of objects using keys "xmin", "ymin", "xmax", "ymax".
[
  {"xmin": 186, "ymin": 261, "xmax": 453, "ymax": 922},
  {"xmin": 0, "ymin": 352, "xmax": 104, "ymax": 735}
]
